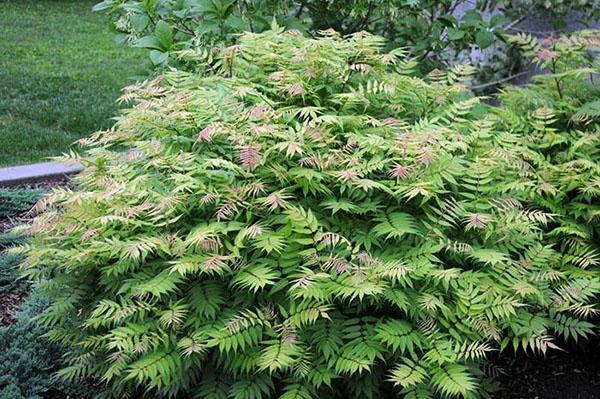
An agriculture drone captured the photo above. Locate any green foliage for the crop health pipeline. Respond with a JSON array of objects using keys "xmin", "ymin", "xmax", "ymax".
[
  {"xmin": 0, "ymin": 292, "xmax": 94, "ymax": 399},
  {"xmin": 0, "ymin": 188, "xmax": 42, "ymax": 218},
  {"xmin": 0, "ymin": 245, "xmax": 26, "ymax": 296},
  {"xmin": 94, "ymin": 0, "xmax": 599, "ymax": 78},
  {"xmin": 502, "ymin": 31, "xmax": 600, "ymax": 221},
  {"xmin": 23, "ymin": 28, "xmax": 599, "ymax": 398},
  {"xmin": 503, "ymin": 0, "xmax": 600, "ymax": 29},
  {"xmin": 1, "ymin": 196, "xmax": 89, "ymax": 397},
  {"xmin": 0, "ymin": 188, "xmax": 43, "ymax": 298},
  {"xmin": 497, "ymin": 30, "xmax": 600, "ymax": 320}
]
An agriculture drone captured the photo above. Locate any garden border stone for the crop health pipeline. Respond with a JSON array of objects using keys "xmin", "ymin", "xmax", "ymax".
[{"xmin": 0, "ymin": 162, "xmax": 82, "ymax": 187}]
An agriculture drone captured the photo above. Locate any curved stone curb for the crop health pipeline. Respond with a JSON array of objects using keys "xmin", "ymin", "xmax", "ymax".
[{"xmin": 0, "ymin": 162, "xmax": 83, "ymax": 187}]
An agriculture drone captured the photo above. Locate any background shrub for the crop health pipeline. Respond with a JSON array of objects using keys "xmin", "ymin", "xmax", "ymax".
[
  {"xmin": 22, "ymin": 28, "xmax": 599, "ymax": 398},
  {"xmin": 92, "ymin": 0, "xmax": 599, "ymax": 84}
]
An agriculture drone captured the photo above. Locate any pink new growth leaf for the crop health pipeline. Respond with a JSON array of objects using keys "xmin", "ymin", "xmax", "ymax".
[
  {"xmin": 239, "ymin": 144, "xmax": 262, "ymax": 171},
  {"xmin": 390, "ymin": 164, "xmax": 410, "ymax": 180}
]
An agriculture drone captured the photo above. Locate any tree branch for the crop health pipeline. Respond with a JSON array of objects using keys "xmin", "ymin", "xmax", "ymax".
[{"xmin": 470, "ymin": 70, "xmax": 530, "ymax": 90}]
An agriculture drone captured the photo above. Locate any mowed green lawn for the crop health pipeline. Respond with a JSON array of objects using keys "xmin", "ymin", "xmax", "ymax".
[{"xmin": 0, "ymin": 0, "xmax": 146, "ymax": 166}]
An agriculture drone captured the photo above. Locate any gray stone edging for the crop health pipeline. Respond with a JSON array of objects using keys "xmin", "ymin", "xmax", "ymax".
[{"xmin": 0, "ymin": 161, "xmax": 83, "ymax": 187}]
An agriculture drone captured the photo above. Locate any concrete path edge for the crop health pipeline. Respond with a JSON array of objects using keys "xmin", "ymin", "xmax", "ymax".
[{"xmin": 0, "ymin": 162, "xmax": 83, "ymax": 187}]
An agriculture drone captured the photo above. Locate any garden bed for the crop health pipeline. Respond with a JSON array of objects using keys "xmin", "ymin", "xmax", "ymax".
[
  {"xmin": 0, "ymin": 179, "xmax": 97, "ymax": 399},
  {"xmin": 493, "ymin": 338, "xmax": 600, "ymax": 398},
  {"xmin": 0, "ymin": 178, "xmax": 69, "ymax": 231},
  {"xmin": 0, "ymin": 179, "xmax": 69, "ymax": 325}
]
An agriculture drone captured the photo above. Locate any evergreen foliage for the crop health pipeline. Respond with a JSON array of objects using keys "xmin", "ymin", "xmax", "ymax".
[
  {"xmin": 0, "ymin": 244, "xmax": 26, "ymax": 296},
  {"xmin": 0, "ymin": 188, "xmax": 42, "ymax": 218},
  {"xmin": 0, "ymin": 292, "xmax": 95, "ymax": 399},
  {"xmin": 1, "ymin": 218, "xmax": 89, "ymax": 397},
  {"xmin": 0, "ymin": 188, "xmax": 43, "ymax": 296},
  {"xmin": 21, "ymin": 28, "xmax": 599, "ymax": 398}
]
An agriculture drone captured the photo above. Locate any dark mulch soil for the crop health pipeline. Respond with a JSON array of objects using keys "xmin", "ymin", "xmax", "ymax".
[
  {"xmin": 493, "ymin": 337, "xmax": 600, "ymax": 399},
  {"xmin": 0, "ymin": 176, "xmax": 71, "ymax": 193},
  {"xmin": 0, "ymin": 289, "xmax": 27, "ymax": 326}
]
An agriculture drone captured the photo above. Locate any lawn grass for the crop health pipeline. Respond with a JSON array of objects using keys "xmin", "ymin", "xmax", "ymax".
[{"xmin": 0, "ymin": 0, "xmax": 147, "ymax": 166}]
